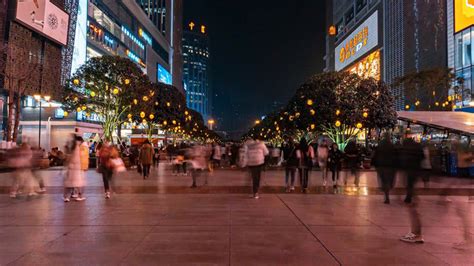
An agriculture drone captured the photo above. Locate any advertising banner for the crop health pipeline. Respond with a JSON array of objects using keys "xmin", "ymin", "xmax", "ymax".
[
  {"xmin": 335, "ymin": 10, "xmax": 378, "ymax": 71},
  {"xmin": 455, "ymin": 0, "xmax": 474, "ymax": 33},
  {"xmin": 16, "ymin": 0, "xmax": 69, "ymax": 46}
]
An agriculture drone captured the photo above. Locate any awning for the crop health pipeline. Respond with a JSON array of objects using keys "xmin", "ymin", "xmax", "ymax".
[{"xmin": 397, "ymin": 111, "xmax": 474, "ymax": 136}]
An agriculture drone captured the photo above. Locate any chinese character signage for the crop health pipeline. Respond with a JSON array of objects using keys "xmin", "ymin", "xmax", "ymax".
[
  {"xmin": 455, "ymin": 0, "xmax": 474, "ymax": 33},
  {"xmin": 335, "ymin": 11, "xmax": 378, "ymax": 71}
]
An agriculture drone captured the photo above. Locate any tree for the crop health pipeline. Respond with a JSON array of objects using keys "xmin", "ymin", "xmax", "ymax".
[
  {"xmin": 62, "ymin": 56, "xmax": 149, "ymax": 142},
  {"xmin": 0, "ymin": 42, "xmax": 40, "ymax": 142},
  {"xmin": 244, "ymin": 72, "xmax": 397, "ymax": 150},
  {"xmin": 394, "ymin": 67, "xmax": 455, "ymax": 110}
]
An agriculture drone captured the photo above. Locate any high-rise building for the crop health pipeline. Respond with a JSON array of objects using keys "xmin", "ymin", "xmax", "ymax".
[
  {"xmin": 183, "ymin": 21, "xmax": 211, "ymax": 120},
  {"xmin": 325, "ymin": 0, "xmax": 447, "ymax": 110},
  {"xmin": 69, "ymin": 0, "xmax": 184, "ymax": 93},
  {"xmin": 447, "ymin": 0, "xmax": 474, "ymax": 108}
]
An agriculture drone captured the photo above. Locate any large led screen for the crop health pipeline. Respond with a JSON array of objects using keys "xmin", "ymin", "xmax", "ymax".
[
  {"xmin": 348, "ymin": 50, "xmax": 381, "ymax": 81},
  {"xmin": 158, "ymin": 64, "xmax": 172, "ymax": 85},
  {"xmin": 16, "ymin": 0, "xmax": 69, "ymax": 45}
]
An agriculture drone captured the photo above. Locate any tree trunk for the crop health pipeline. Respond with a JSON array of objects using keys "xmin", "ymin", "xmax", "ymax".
[
  {"xmin": 6, "ymin": 86, "xmax": 14, "ymax": 142},
  {"xmin": 12, "ymin": 93, "xmax": 21, "ymax": 143}
]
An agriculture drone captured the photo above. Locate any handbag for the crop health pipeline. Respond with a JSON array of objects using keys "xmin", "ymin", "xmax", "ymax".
[{"xmin": 110, "ymin": 158, "xmax": 126, "ymax": 173}]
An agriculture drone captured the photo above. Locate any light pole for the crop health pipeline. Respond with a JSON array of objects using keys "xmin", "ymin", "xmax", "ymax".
[
  {"xmin": 208, "ymin": 119, "xmax": 215, "ymax": 130},
  {"xmin": 33, "ymin": 94, "xmax": 50, "ymax": 149}
]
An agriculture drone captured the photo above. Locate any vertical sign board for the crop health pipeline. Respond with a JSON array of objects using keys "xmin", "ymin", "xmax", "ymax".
[
  {"xmin": 455, "ymin": 0, "xmax": 474, "ymax": 33},
  {"xmin": 70, "ymin": 0, "xmax": 88, "ymax": 75}
]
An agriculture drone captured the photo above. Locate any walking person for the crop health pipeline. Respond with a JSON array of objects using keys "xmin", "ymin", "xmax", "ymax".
[
  {"xmin": 63, "ymin": 136, "xmax": 86, "ymax": 202},
  {"xmin": 139, "ymin": 140, "xmax": 153, "ymax": 179},
  {"xmin": 317, "ymin": 139, "xmax": 330, "ymax": 187},
  {"xmin": 9, "ymin": 143, "xmax": 36, "ymax": 198},
  {"xmin": 297, "ymin": 138, "xmax": 313, "ymax": 193},
  {"xmin": 246, "ymin": 138, "xmax": 269, "ymax": 199},
  {"xmin": 212, "ymin": 143, "xmax": 222, "ymax": 169},
  {"xmin": 328, "ymin": 143, "xmax": 343, "ymax": 190},
  {"xmin": 372, "ymin": 134, "xmax": 397, "ymax": 204},
  {"xmin": 344, "ymin": 141, "xmax": 361, "ymax": 187},
  {"xmin": 98, "ymin": 141, "xmax": 114, "ymax": 199},
  {"xmin": 399, "ymin": 138, "xmax": 425, "ymax": 243},
  {"xmin": 283, "ymin": 139, "xmax": 298, "ymax": 192},
  {"xmin": 189, "ymin": 145, "xmax": 209, "ymax": 188}
]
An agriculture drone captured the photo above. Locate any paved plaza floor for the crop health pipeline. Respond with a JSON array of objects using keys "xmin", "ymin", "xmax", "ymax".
[{"xmin": 0, "ymin": 165, "xmax": 473, "ymax": 265}]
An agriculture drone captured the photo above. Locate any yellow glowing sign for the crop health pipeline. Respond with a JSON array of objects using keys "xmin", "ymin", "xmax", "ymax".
[
  {"xmin": 348, "ymin": 50, "xmax": 381, "ymax": 81},
  {"xmin": 189, "ymin": 22, "xmax": 195, "ymax": 31},
  {"xmin": 201, "ymin": 25, "xmax": 206, "ymax": 34},
  {"xmin": 455, "ymin": 0, "xmax": 474, "ymax": 33},
  {"xmin": 339, "ymin": 26, "xmax": 369, "ymax": 64},
  {"xmin": 328, "ymin": 25, "xmax": 336, "ymax": 36}
]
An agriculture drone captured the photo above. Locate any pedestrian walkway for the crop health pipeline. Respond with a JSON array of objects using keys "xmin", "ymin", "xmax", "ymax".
[{"xmin": 0, "ymin": 193, "xmax": 472, "ymax": 265}]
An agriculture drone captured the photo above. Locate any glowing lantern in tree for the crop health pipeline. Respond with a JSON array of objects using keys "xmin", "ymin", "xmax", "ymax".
[
  {"xmin": 166, "ymin": 102, "xmax": 171, "ymax": 107},
  {"xmin": 163, "ymin": 121, "xmax": 168, "ymax": 126},
  {"xmin": 76, "ymin": 107, "xmax": 81, "ymax": 112},
  {"xmin": 64, "ymin": 111, "xmax": 69, "ymax": 117},
  {"xmin": 310, "ymin": 109, "xmax": 316, "ymax": 115},
  {"xmin": 73, "ymin": 79, "xmax": 80, "ymax": 85},
  {"xmin": 142, "ymin": 96, "xmax": 149, "ymax": 102},
  {"xmin": 307, "ymin": 99, "xmax": 313, "ymax": 106},
  {"xmin": 127, "ymin": 113, "xmax": 132, "ymax": 119},
  {"xmin": 335, "ymin": 120, "xmax": 341, "ymax": 127},
  {"xmin": 90, "ymin": 91, "xmax": 96, "ymax": 97},
  {"xmin": 133, "ymin": 99, "xmax": 138, "ymax": 105},
  {"xmin": 405, "ymin": 105, "xmax": 410, "ymax": 110},
  {"xmin": 124, "ymin": 79, "xmax": 130, "ymax": 85},
  {"xmin": 336, "ymin": 110, "xmax": 341, "ymax": 116},
  {"xmin": 363, "ymin": 112, "xmax": 368, "ymax": 118},
  {"xmin": 149, "ymin": 114, "xmax": 155, "ymax": 120},
  {"xmin": 155, "ymin": 102, "xmax": 159, "ymax": 106},
  {"xmin": 356, "ymin": 122, "xmax": 363, "ymax": 129},
  {"xmin": 172, "ymin": 120, "xmax": 177, "ymax": 125},
  {"xmin": 113, "ymin": 88, "xmax": 119, "ymax": 95},
  {"xmin": 140, "ymin": 112, "xmax": 146, "ymax": 118},
  {"xmin": 81, "ymin": 106, "xmax": 87, "ymax": 111},
  {"xmin": 310, "ymin": 124, "xmax": 316, "ymax": 130}
]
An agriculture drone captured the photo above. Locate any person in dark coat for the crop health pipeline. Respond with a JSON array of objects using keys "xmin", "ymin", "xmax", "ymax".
[
  {"xmin": 328, "ymin": 143, "xmax": 344, "ymax": 190},
  {"xmin": 282, "ymin": 139, "xmax": 298, "ymax": 192},
  {"xmin": 344, "ymin": 141, "xmax": 361, "ymax": 187},
  {"xmin": 399, "ymin": 137, "xmax": 425, "ymax": 244},
  {"xmin": 373, "ymin": 134, "xmax": 398, "ymax": 204}
]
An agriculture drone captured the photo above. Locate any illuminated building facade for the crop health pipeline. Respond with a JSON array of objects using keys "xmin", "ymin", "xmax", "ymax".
[
  {"xmin": 183, "ymin": 22, "xmax": 211, "ymax": 120},
  {"xmin": 325, "ymin": 0, "xmax": 447, "ymax": 110},
  {"xmin": 448, "ymin": 0, "xmax": 474, "ymax": 108},
  {"xmin": 70, "ymin": 0, "xmax": 183, "ymax": 93}
]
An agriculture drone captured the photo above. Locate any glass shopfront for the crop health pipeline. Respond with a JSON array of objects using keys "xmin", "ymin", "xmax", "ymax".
[{"xmin": 454, "ymin": 27, "xmax": 474, "ymax": 106}]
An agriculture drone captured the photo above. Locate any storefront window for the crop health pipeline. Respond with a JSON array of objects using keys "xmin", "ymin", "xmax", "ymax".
[
  {"xmin": 455, "ymin": 33, "xmax": 463, "ymax": 69},
  {"xmin": 463, "ymin": 29, "xmax": 472, "ymax": 67}
]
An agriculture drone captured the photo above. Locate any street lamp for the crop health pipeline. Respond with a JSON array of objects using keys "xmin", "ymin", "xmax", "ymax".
[
  {"xmin": 33, "ymin": 94, "xmax": 51, "ymax": 149},
  {"xmin": 208, "ymin": 119, "xmax": 215, "ymax": 130}
]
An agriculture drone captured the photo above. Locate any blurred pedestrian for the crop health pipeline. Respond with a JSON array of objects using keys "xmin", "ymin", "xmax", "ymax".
[
  {"xmin": 246, "ymin": 139, "xmax": 269, "ymax": 199},
  {"xmin": 9, "ymin": 143, "xmax": 36, "ymax": 198},
  {"xmin": 420, "ymin": 143, "xmax": 432, "ymax": 187},
  {"xmin": 399, "ymin": 138, "xmax": 425, "ymax": 244},
  {"xmin": 63, "ymin": 136, "xmax": 86, "ymax": 202},
  {"xmin": 328, "ymin": 143, "xmax": 343, "ymax": 190},
  {"xmin": 373, "ymin": 134, "xmax": 397, "ymax": 204},
  {"xmin": 98, "ymin": 141, "xmax": 114, "ymax": 199},
  {"xmin": 283, "ymin": 139, "xmax": 298, "ymax": 192},
  {"xmin": 297, "ymin": 138, "xmax": 313, "ymax": 193},
  {"xmin": 139, "ymin": 140, "xmax": 153, "ymax": 179},
  {"xmin": 212, "ymin": 143, "xmax": 222, "ymax": 169},
  {"xmin": 317, "ymin": 139, "xmax": 329, "ymax": 186},
  {"xmin": 189, "ymin": 145, "xmax": 209, "ymax": 188},
  {"xmin": 344, "ymin": 141, "xmax": 361, "ymax": 187}
]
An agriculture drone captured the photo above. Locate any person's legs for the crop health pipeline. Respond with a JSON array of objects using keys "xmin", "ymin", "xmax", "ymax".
[
  {"xmin": 63, "ymin": 187, "xmax": 73, "ymax": 201},
  {"xmin": 182, "ymin": 162, "xmax": 187, "ymax": 175},
  {"xmin": 353, "ymin": 168, "xmax": 360, "ymax": 187},
  {"xmin": 191, "ymin": 169, "xmax": 199, "ymax": 188},
  {"xmin": 254, "ymin": 166, "xmax": 262, "ymax": 195},
  {"xmin": 321, "ymin": 165, "xmax": 327, "ymax": 185},
  {"xmin": 405, "ymin": 171, "xmax": 417, "ymax": 203},
  {"xmin": 303, "ymin": 169, "xmax": 309, "ymax": 190},
  {"xmin": 285, "ymin": 168, "xmax": 290, "ymax": 191},
  {"xmin": 290, "ymin": 168, "xmax": 295, "ymax": 189},
  {"xmin": 401, "ymin": 198, "xmax": 424, "ymax": 243}
]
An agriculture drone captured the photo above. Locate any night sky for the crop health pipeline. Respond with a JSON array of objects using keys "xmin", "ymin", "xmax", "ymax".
[{"xmin": 184, "ymin": 1, "xmax": 326, "ymax": 136}]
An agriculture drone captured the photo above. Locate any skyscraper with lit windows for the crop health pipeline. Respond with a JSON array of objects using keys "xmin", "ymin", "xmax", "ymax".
[{"xmin": 183, "ymin": 22, "xmax": 211, "ymax": 120}]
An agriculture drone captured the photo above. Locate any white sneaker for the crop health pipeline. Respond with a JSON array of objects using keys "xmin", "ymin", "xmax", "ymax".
[
  {"xmin": 323, "ymin": 180, "xmax": 327, "ymax": 186},
  {"xmin": 105, "ymin": 192, "xmax": 111, "ymax": 199},
  {"xmin": 64, "ymin": 197, "xmax": 70, "ymax": 202},
  {"xmin": 254, "ymin": 193, "xmax": 260, "ymax": 199},
  {"xmin": 37, "ymin": 188, "xmax": 46, "ymax": 193},
  {"xmin": 71, "ymin": 194, "xmax": 79, "ymax": 198},
  {"xmin": 400, "ymin": 233, "xmax": 424, "ymax": 243},
  {"xmin": 75, "ymin": 197, "xmax": 86, "ymax": 202},
  {"xmin": 290, "ymin": 186, "xmax": 295, "ymax": 191}
]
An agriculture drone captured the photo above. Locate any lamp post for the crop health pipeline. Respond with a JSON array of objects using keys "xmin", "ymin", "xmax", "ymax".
[
  {"xmin": 33, "ymin": 94, "xmax": 50, "ymax": 149},
  {"xmin": 207, "ymin": 119, "xmax": 215, "ymax": 130}
]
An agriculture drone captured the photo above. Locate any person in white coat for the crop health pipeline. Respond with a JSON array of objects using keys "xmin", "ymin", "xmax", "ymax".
[
  {"xmin": 63, "ymin": 137, "xmax": 86, "ymax": 202},
  {"xmin": 246, "ymin": 139, "xmax": 269, "ymax": 199}
]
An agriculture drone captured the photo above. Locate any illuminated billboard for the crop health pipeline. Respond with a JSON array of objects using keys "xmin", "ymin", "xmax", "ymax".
[
  {"xmin": 16, "ymin": 0, "xmax": 69, "ymax": 46},
  {"xmin": 348, "ymin": 50, "xmax": 381, "ymax": 81},
  {"xmin": 455, "ymin": 0, "xmax": 474, "ymax": 33},
  {"xmin": 70, "ymin": 0, "xmax": 87, "ymax": 75},
  {"xmin": 158, "ymin": 64, "xmax": 172, "ymax": 85},
  {"xmin": 335, "ymin": 11, "xmax": 378, "ymax": 71}
]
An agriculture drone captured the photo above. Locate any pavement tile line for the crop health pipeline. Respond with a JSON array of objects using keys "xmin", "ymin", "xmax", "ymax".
[{"xmin": 275, "ymin": 195, "xmax": 343, "ymax": 266}]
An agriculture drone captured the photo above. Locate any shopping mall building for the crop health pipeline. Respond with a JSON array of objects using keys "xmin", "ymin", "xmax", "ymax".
[
  {"xmin": 324, "ymin": 0, "xmax": 449, "ymax": 110},
  {"xmin": 0, "ymin": 0, "xmax": 183, "ymax": 150}
]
